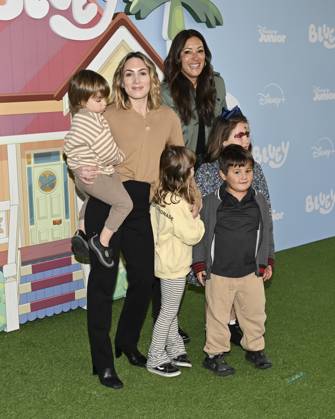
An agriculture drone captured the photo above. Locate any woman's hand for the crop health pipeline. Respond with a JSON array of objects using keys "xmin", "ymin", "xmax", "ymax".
[
  {"xmin": 77, "ymin": 166, "xmax": 99, "ymax": 185},
  {"xmin": 262, "ymin": 265, "xmax": 273, "ymax": 281}
]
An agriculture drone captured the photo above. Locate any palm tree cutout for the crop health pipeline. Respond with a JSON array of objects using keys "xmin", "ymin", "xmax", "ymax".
[{"xmin": 123, "ymin": 0, "xmax": 223, "ymax": 42}]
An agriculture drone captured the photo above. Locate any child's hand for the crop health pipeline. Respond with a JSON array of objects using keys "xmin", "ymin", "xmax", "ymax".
[
  {"xmin": 262, "ymin": 265, "xmax": 272, "ymax": 281},
  {"xmin": 190, "ymin": 204, "xmax": 199, "ymax": 218},
  {"xmin": 77, "ymin": 165, "xmax": 99, "ymax": 184},
  {"xmin": 196, "ymin": 271, "xmax": 207, "ymax": 286},
  {"xmin": 190, "ymin": 199, "xmax": 203, "ymax": 218}
]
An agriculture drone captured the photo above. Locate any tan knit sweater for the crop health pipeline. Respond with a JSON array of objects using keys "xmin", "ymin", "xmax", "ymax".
[{"xmin": 103, "ymin": 104, "xmax": 184, "ymax": 192}]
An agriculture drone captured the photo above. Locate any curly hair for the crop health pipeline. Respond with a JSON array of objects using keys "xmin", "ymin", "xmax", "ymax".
[
  {"xmin": 153, "ymin": 146, "xmax": 196, "ymax": 207},
  {"xmin": 111, "ymin": 51, "xmax": 161, "ymax": 110},
  {"xmin": 68, "ymin": 69, "xmax": 110, "ymax": 115},
  {"xmin": 206, "ymin": 113, "xmax": 251, "ymax": 162},
  {"xmin": 164, "ymin": 29, "xmax": 216, "ymax": 126}
]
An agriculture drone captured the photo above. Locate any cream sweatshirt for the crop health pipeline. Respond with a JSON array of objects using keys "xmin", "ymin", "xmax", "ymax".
[{"xmin": 150, "ymin": 193, "xmax": 205, "ymax": 279}]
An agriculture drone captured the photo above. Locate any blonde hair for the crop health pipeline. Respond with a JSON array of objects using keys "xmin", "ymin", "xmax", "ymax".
[
  {"xmin": 68, "ymin": 69, "xmax": 110, "ymax": 115},
  {"xmin": 111, "ymin": 51, "xmax": 161, "ymax": 110},
  {"xmin": 153, "ymin": 146, "xmax": 196, "ymax": 207}
]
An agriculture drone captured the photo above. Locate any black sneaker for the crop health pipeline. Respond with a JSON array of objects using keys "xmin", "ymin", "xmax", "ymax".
[
  {"xmin": 89, "ymin": 234, "xmax": 114, "ymax": 268},
  {"xmin": 71, "ymin": 230, "xmax": 90, "ymax": 264},
  {"xmin": 179, "ymin": 327, "xmax": 191, "ymax": 344},
  {"xmin": 245, "ymin": 350, "xmax": 272, "ymax": 369},
  {"xmin": 203, "ymin": 353, "xmax": 235, "ymax": 377},
  {"xmin": 229, "ymin": 322, "xmax": 243, "ymax": 346},
  {"xmin": 172, "ymin": 354, "xmax": 192, "ymax": 368},
  {"xmin": 147, "ymin": 362, "xmax": 181, "ymax": 377}
]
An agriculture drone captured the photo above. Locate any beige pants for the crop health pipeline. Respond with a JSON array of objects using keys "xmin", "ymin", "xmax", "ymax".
[
  {"xmin": 204, "ymin": 272, "xmax": 266, "ymax": 355},
  {"xmin": 75, "ymin": 171, "xmax": 133, "ymax": 233}
]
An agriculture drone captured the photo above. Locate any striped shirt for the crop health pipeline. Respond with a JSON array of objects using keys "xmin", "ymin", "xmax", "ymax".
[{"xmin": 64, "ymin": 108, "xmax": 124, "ymax": 175}]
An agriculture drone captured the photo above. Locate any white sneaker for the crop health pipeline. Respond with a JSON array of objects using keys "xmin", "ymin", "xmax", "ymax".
[{"xmin": 171, "ymin": 354, "xmax": 192, "ymax": 368}]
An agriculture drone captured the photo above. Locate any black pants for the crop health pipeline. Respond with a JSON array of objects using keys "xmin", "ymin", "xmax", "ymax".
[{"xmin": 85, "ymin": 181, "xmax": 155, "ymax": 370}]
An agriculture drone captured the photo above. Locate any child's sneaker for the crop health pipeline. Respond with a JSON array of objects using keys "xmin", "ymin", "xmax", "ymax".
[
  {"xmin": 245, "ymin": 350, "xmax": 272, "ymax": 369},
  {"xmin": 71, "ymin": 230, "xmax": 90, "ymax": 264},
  {"xmin": 89, "ymin": 234, "xmax": 114, "ymax": 268},
  {"xmin": 147, "ymin": 362, "xmax": 181, "ymax": 377},
  {"xmin": 171, "ymin": 354, "xmax": 192, "ymax": 368},
  {"xmin": 203, "ymin": 353, "xmax": 235, "ymax": 377}
]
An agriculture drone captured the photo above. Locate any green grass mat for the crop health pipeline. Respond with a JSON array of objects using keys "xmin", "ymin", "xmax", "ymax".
[{"xmin": 1, "ymin": 238, "xmax": 334, "ymax": 418}]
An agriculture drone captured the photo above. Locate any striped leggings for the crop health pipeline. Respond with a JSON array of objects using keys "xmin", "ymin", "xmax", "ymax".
[{"xmin": 147, "ymin": 277, "xmax": 186, "ymax": 368}]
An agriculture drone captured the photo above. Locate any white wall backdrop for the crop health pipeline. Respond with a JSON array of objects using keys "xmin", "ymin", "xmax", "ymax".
[{"xmin": 113, "ymin": 0, "xmax": 335, "ymax": 251}]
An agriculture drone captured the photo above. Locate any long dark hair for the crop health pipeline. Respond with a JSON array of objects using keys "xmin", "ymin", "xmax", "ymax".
[
  {"xmin": 164, "ymin": 29, "xmax": 216, "ymax": 126},
  {"xmin": 153, "ymin": 146, "xmax": 196, "ymax": 206}
]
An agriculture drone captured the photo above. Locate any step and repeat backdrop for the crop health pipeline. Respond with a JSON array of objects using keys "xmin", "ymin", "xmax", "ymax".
[{"xmin": 123, "ymin": 0, "xmax": 335, "ymax": 251}]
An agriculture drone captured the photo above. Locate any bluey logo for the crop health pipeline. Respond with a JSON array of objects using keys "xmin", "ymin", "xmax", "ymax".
[
  {"xmin": 272, "ymin": 209, "xmax": 284, "ymax": 221},
  {"xmin": 253, "ymin": 141, "xmax": 290, "ymax": 169},
  {"xmin": 311, "ymin": 137, "xmax": 335, "ymax": 159},
  {"xmin": 258, "ymin": 26, "xmax": 287, "ymax": 43},
  {"xmin": 313, "ymin": 86, "xmax": 335, "ymax": 101},
  {"xmin": 258, "ymin": 83, "xmax": 285, "ymax": 107},
  {"xmin": 308, "ymin": 24, "xmax": 335, "ymax": 49},
  {"xmin": 305, "ymin": 189, "xmax": 335, "ymax": 215}
]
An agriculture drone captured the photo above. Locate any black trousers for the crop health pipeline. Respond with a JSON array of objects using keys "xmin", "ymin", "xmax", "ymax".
[{"xmin": 85, "ymin": 181, "xmax": 155, "ymax": 370}]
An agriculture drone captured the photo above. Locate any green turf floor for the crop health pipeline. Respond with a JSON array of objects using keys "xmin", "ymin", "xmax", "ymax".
[{"xmin": 1, "ymin": 238, "xmax": 335, "ymax": 419}]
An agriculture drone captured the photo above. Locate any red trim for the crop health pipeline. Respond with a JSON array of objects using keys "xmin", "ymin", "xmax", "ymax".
[
  {"xmin": 30, "ymin": 292, "xmax": 75, "ymax": 312},
  {"xmin": 192, "ymin": 261, "xmax": 206, "ymax": 274},
  {"xmin": 32, "ymin": 256, "xmax": 72, "ymax": 274},
  {"xmin": 31, "ymin": 273, "xmax": 73, "ymax": 291}
]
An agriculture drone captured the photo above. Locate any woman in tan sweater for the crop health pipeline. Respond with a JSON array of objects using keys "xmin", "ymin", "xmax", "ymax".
[{"xmin": 78, "ymin": 52, "xmax": 185, "ymax": 389}]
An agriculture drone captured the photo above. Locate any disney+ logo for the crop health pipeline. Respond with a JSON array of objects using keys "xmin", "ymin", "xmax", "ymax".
[
  {"xmin": 311, "ymin": 137, "xmax": 335, "ymax": 159},
  {"xmin": 257, "ymin": 83, "xmax": 285, "ymax": 107}
]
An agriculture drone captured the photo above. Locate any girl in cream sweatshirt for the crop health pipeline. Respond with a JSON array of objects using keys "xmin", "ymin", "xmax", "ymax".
[{"xmin": 147, "ymin": 146, "xmax": 204, "ymax": 378}]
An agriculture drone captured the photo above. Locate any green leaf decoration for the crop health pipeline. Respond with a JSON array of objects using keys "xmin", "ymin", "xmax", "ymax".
[
  {"xmin": 168, "ymin": 0, "xmax": 185, "ymax": 39},
  {"xmin": 181, "ymin": 0, "xmax": 223, "ymax": 27},
  {"xmin": 123, "ymin": 0, "xmax": 168, "ymax": 19},
  {"xmin": 123, "ymin": 0, "xmax": 223, "ymax": 37}
]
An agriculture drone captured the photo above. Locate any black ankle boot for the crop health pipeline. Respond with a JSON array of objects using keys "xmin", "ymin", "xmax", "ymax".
[
  {"xmin": 115, "ymin": 346, "xmax": 147, "ymax": 367},
  {"xmin": 93, "ymin": 366, "xmax": 123, "ymax": 389}
]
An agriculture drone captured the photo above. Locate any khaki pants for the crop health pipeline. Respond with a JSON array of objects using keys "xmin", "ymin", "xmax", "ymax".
[
  {"xmin": 75, "ymin": 171, "xmax": 133, "ymax": 233},
  {"xmin": 204, "ymin": 272, "xmax": 266, "ymax": 355}
]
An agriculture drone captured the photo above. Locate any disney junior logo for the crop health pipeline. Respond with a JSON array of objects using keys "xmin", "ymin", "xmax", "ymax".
[
  {"xmin": 313, "ymin": 86, "xmax": 335, "ymax": 101},
  {"xmin": 308, "ymin": 24, "xmax": 335, "ymax": 49},
  {"xmin": 258, "ymin": 26, "xmax": 287, "ymax": 43},
  {"xmin": 305, "ymin": 189, "xmax": 335, "ymax": 215},
  {"xmin": 253, "ymin": 141, "xmax": 289, "ymax": 169},
  {"xmin": 311, "ymin": 137, "xmax": 335, "ymax": 159},
  {"xmin": 257, "ymin": 83, "xmax": 285, "ymax": 107}
]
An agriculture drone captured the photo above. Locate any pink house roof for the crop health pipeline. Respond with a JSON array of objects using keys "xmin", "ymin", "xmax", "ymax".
[
  {"xmin": 0, "ymin": 12, "xmax": 163, "ymax": 103},
  {"xmin": 0, "ymin": 12, "xmax": 163, "ymax": 136}
]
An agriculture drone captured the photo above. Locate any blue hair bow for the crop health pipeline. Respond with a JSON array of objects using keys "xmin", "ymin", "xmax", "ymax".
[{"xmin": 221, "ymin": 106, "xmax": 243, "ymax": 120}]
